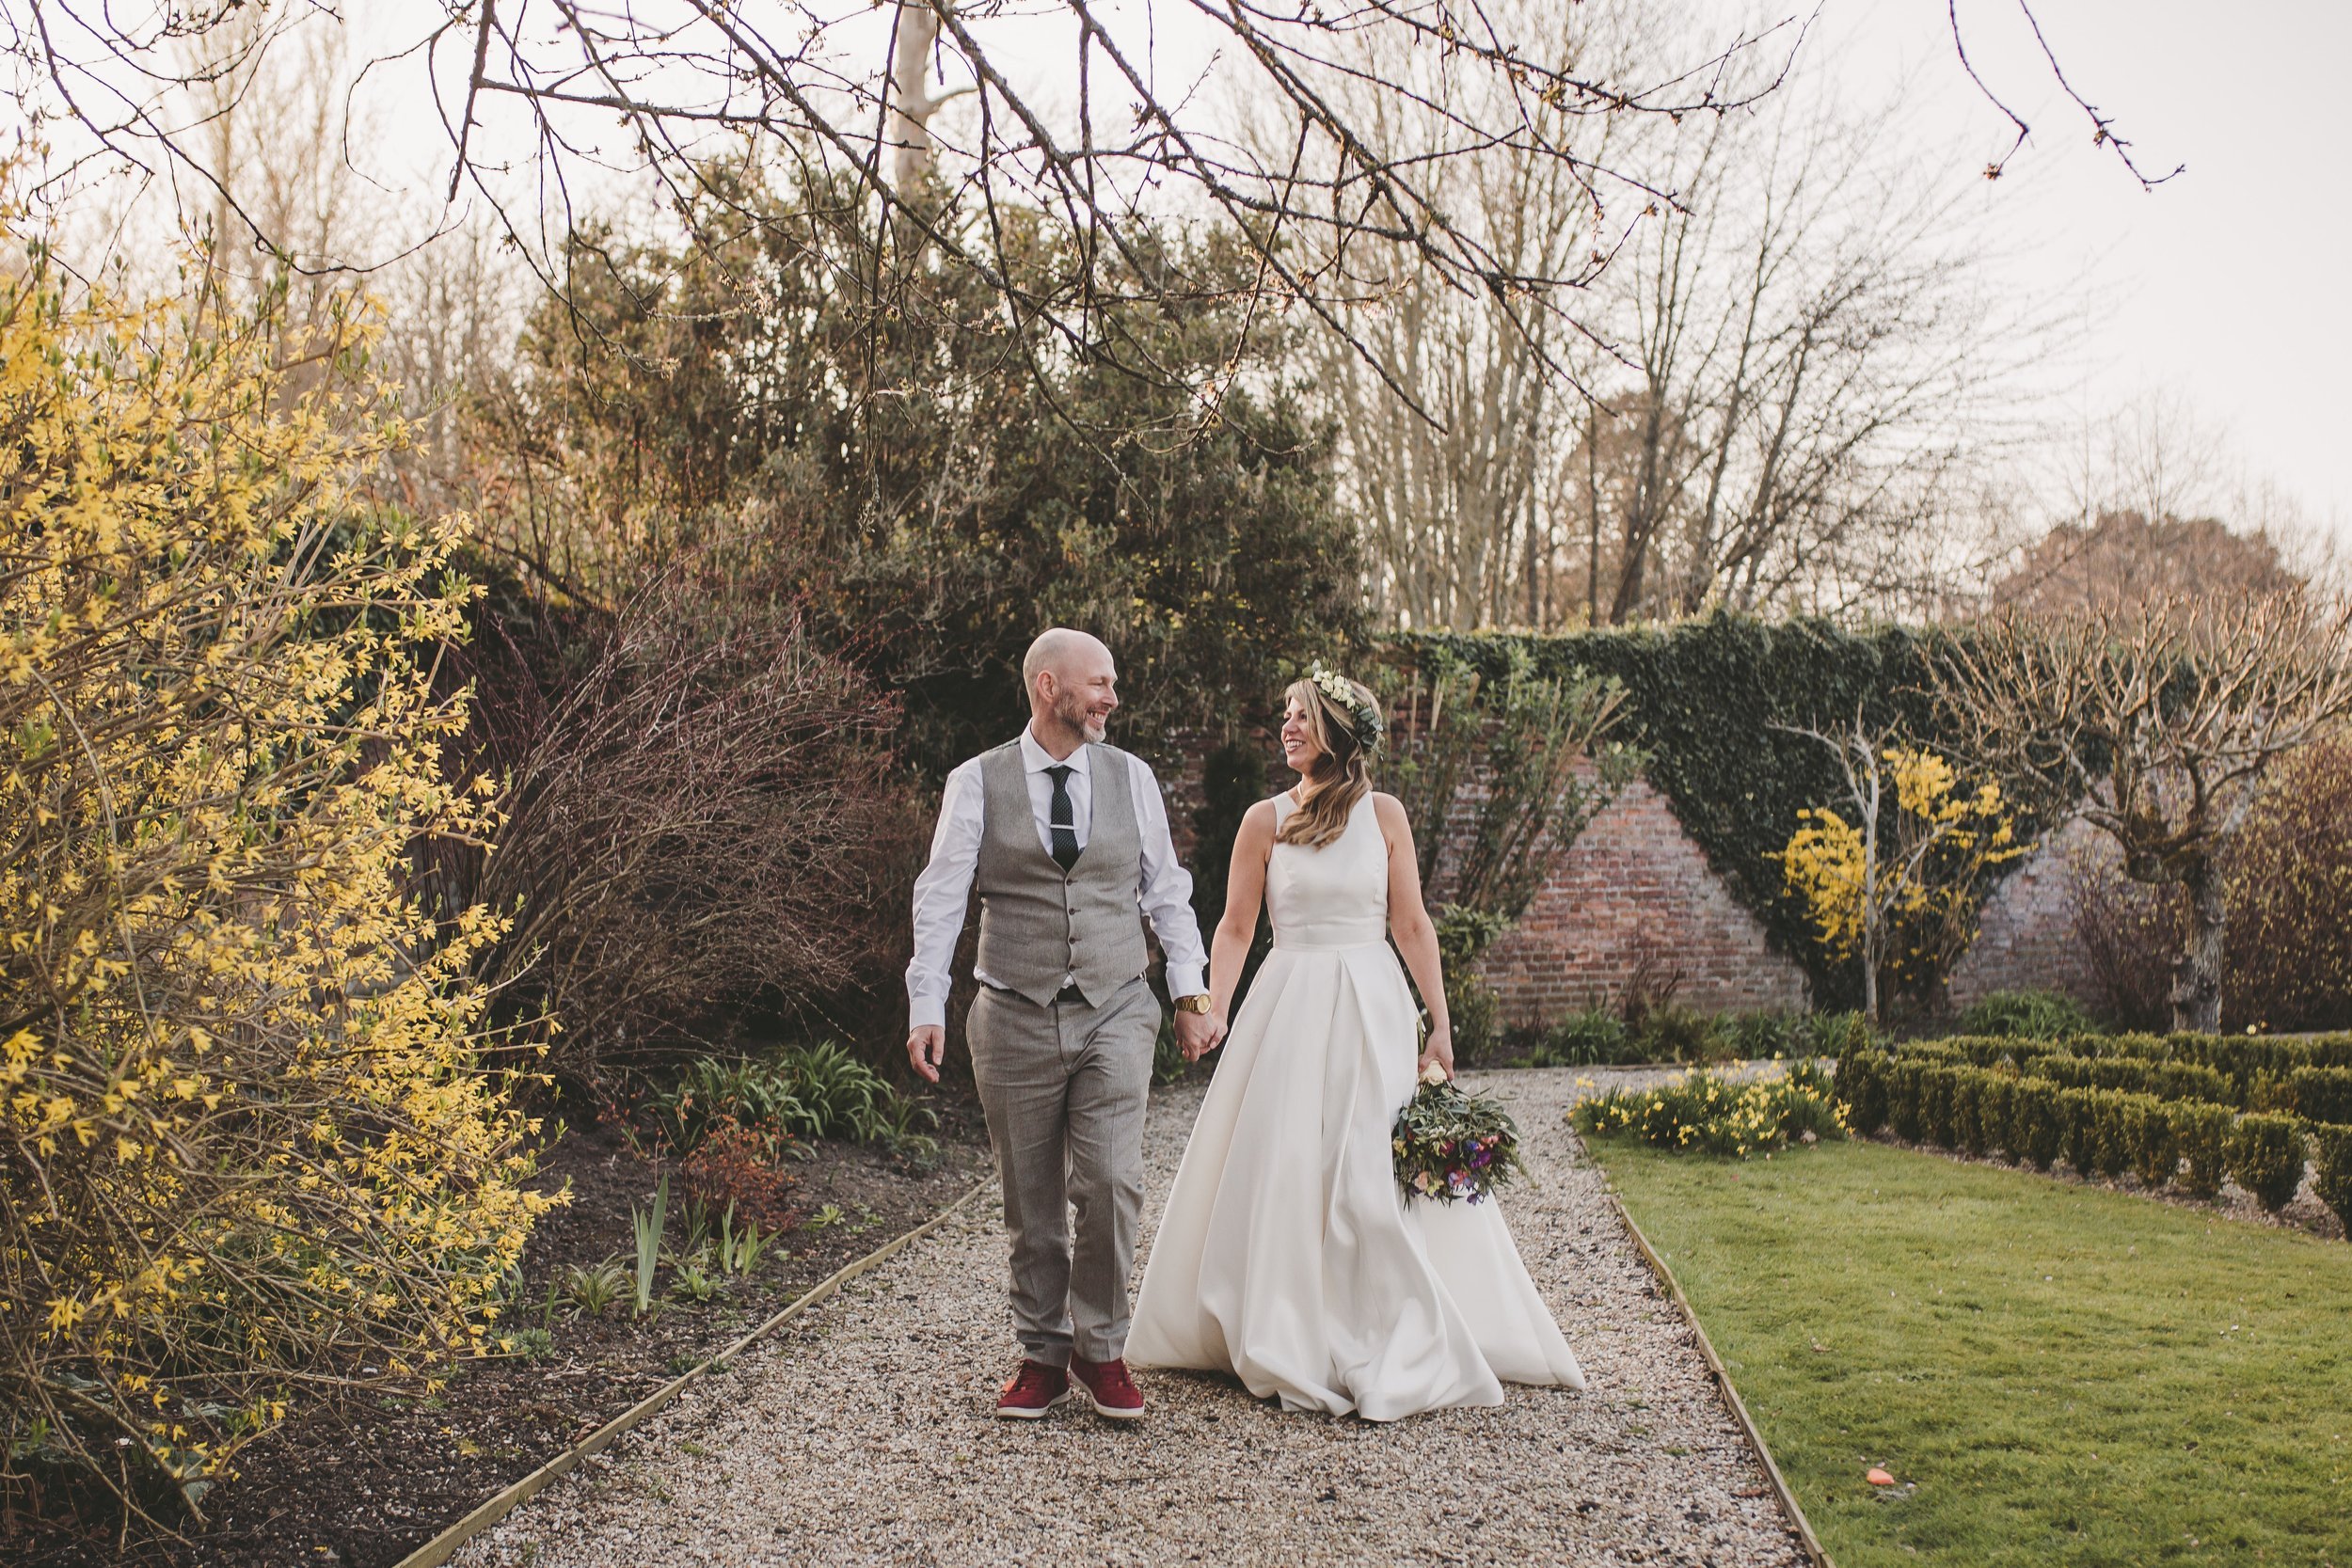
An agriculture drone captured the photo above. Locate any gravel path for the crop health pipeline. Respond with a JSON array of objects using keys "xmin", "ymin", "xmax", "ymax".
[{"xmin": 453, "ymin": 1068, "xmax": 1809, "ymax": 1568}]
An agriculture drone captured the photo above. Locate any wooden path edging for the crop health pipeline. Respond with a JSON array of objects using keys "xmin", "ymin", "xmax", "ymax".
[
  {"xmin": 1600, "ymin": 1183, "xmax": 1836, "ymax": 1568},
  {"xmin": 390, "ymin": 1178, "xmax": 992, "ymax": 1568}
]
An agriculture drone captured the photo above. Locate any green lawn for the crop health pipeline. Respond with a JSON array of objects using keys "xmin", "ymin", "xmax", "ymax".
[{"xmin": 1591, "ymin": 1137, "xmax": 2352, "ymax": 1568}]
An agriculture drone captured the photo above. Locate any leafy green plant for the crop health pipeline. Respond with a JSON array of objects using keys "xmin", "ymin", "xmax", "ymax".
[
  {"xmin": 717, "ymin": 1204, "xmax": 769, "ymax": 1276},
  {"xmin": 1956, "ymin": 989, "xmax": 2101, "ymax": 1040},
  {"xmin": 653, "ymin": 1040, "xmax": 940, "ymax": 1161},
  {"xmin": 2289, "ymin": 1067, "xmax": 2352, "ymax": 1126},
  {"xmin": 631, "ymin": 1174, "xmax": 670, "ymax": 1318},
  {"xmin": 668, "ymin": 1259, "xmax": 718, "ymax": 1303},
  {"xmin": 1631, "ymin": 1005, "xmax": 1737, "ymax": 1066},
  {"xmin": 2225, "ymin": 1115, "xmax": 2308, "ymax": 1212},
  {"xmin": 2169, "ymin": 1101, "xmax": 2232, "ymax": 1198},
  {"xmin": 1526, "ymin": 1009, "xmax": 1634, "ymax": 1068},
  {"xmin": 2311, "ymin": 1124, "xmax": 2352, "ymax": 1234},
  {"xmin": 561, "ymin": 1259, "xmax": 629, "ymax": 1319},
  {"xmin": 501, "ymin": 1327, "xmax": 557, "ymax": 1363}
]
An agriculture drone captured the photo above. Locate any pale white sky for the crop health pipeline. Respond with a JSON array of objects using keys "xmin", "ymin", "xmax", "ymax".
[
  {"xmin": 1778, "ymin": 0, "xmax": 2351, "ymax": 532},
  {"xmin": 27, "ymin": 1, "xmax": 2343, "ymax": 532}
]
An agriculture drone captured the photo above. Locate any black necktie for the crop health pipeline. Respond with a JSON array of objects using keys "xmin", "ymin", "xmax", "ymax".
[{"xmin": 1045, "ymin": 764, "xmax": 1080, "ymax": 871}]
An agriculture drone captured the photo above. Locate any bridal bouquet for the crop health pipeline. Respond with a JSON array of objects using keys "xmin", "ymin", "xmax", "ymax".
[{"xmin": 1392, "ymin": 1063, "xmax": 1526, "ymax": 1206}]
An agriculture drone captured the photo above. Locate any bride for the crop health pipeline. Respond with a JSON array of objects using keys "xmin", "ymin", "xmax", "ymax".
[{"xmin": 1128, "ymin": 669, "xmax": 1585, "ymax": 1419}]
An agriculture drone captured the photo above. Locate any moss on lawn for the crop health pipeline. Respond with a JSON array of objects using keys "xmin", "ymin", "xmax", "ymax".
[{"xmin": 1592, "ymin": 1137, "xmax": 2352, "ymax": 1567}]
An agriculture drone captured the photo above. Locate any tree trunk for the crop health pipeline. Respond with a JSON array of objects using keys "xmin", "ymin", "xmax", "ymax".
[
  {"xmin": 2169, "ymin": 858, "xmax": 2226, "ymax": 1034},
  {"xmin": 887, "ymin": 3, "xmax": 944, "ymax": 188}
]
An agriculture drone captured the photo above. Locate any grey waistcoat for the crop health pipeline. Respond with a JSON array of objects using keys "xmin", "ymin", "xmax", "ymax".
[{"xmin": 974, "ymin": 740, "xmax": 1150, "ymax": 1007}]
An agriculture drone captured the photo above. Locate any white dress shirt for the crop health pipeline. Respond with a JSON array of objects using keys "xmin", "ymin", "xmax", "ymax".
[{"xmin": 907, "ymin": 727, "xmax": 1209, "ymax": 1030}]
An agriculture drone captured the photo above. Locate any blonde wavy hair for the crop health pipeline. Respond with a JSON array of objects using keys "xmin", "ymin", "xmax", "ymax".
[{"xmin": 1278, "ymin": 673, "xmax": 1380, "ymax": 849}]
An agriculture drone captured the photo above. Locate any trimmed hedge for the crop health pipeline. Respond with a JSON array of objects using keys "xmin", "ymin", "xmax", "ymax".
[
  {"xmin": 2289, "ymin": 1066, "xmax": 2352, "ymax": 1126},
  {"xmin": 2026, "ymin": 1053, "xmax": 2236, "ymax": 1109},
  {"xmin": 1834, "ymin": 1045, "xmax": 2332, "ymax": 1218},
  {"xmin": 2312, "ymin": 1123, "xmax": 2352, "ymax": 1232}
]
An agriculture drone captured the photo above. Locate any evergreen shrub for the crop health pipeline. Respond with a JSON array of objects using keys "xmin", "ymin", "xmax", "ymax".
[
  {"xmin": 2312, "ymin": 1124, "xmax": 2352, "ymax": 1232},
  {"xmin": 2226, "ymin": 1115, "xmax": 2310, "ymax": 1212},
  {"xmin": 2169, "ymin": 1102, "xmax": 2233, "ymax": 1198},
  {"xmin": 1524, "ymin": 1009, "xmax": 1636, "ymax": 1067},
  {"xmin": 2289, "ymin": 1067, "xmax": 2352, "ymax": 1127},
  {"xmin": 1956, "ymin": 989, "xmax": 2101, "ymax": 1039}
]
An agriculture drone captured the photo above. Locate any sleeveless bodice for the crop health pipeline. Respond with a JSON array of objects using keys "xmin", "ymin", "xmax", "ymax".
[{"xmin": 1266, "ymin": 791, "xmax": 1389, "ymax": 951}]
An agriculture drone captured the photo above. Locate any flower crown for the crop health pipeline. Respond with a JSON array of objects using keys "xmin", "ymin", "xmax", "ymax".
[{"xmin": 1308, "ymin": 663, "xmax": 1385, "ymax": 756}]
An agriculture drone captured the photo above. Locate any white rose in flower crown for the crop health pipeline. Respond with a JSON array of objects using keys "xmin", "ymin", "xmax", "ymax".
[{"xmin": 1420, "ymin": 1061, "xmax": 1449, "ymax": 1087}]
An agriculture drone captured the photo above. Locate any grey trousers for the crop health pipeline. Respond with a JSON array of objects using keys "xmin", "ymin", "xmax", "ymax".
[{"xmin": 966, "ymin": 975, "xmax": 1159, "ymax": 1368}]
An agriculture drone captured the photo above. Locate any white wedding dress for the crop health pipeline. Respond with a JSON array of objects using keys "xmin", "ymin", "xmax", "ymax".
[{"xmin": 1127, "ymin": 791, "xmax": 1584, "ymax": 1419}]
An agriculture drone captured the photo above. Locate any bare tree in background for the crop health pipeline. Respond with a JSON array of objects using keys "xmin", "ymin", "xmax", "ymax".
[
  {"xmin": 1, "ymin": 0, "xmax": 2161, "ymax": 444},
  {"xmin": 2, "ymin": 0, "xmax": 1810, "ymax": 431},
  {"xmin": 1316, "ymin": 5, "xmax": 2013, "ymax": 631},
  {"xmin": 1936, "ymin": 593, "xmax": 2352, "ymax": 1033}
]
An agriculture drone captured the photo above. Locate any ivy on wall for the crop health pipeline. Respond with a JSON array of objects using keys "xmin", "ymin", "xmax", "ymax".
[{"xmin": 1389, "ymin": 614, "xmax": 2057, "ymax": 1012}]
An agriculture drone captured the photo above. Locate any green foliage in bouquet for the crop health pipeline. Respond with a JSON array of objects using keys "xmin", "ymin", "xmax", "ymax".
[
  {"xmin": 1392, "ymin": 1075, "xmax": 1527, "ymax": 1205},
  {"xmin": 1574, "ymin": 1063, "xmax": 1850, "ymax": 1158}
]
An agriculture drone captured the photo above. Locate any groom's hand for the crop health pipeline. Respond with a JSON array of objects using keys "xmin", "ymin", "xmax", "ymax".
[
  {"xmin": 1175, "ymin": 1008, "xmax": 1223, "ymax": 1062},
  {"xmin": 907, "ymin": 1024, "xmax": 946, "ymax": 1084}
]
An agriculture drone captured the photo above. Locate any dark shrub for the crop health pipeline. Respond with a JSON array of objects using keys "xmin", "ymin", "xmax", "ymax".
[
  {"xmin": 1889, "ymin": 1061, "xmax": 1926, "ymax": 1143},
  {"xmin": 1921, "ymin": 1067, "xmax": 1960, "ymax": 1148},
  {"xmin": 2067, "ymin": 739, "xmax": 2352, "ymax": 1035},
  {"xmin": 2124, "ymin": 1098, "xmax": 2180, "ymax": 1189},
  {"xmin": 2225, "ymin": 1114, "xmax": 2309, "ymax": 1212},
  {"xmin": 442, "ymin": 569, "xmax": 920, "ymax": 1082},
  {"xmin": 1956, "ymin": 989, "xmax": 2100, "ymax": 1040},
  {"xmin": 2170, "ymin": 1102, "xmax": 2232, "ymax": 1198},
  {"xmin": 1983, "ymin": 1074, "xmax": 2020, "ymax": 1161},
  {"xmin": 1725, "ymin": 1009, "xmax": 1807, "ymax": 1059},
  {"xmin": 1954, "ymin": 1072, "xmax": 1991, "ymax": 1157},
  {"xmin": 1529, "ymin": 1009, "xmax": 1634, "ymax": 1068},
  {"xmin": 2029, "ymin": 1053, "xmax": 2234, "ymax": 1109},
  {"xmin": 2312, "ymin": 1124, "xmax": 2352, "ymax": 1235},
  {"xmin": 1632, "ymin": 1005, "xmax": 1735, "ymax": 1065},
  {"xmin": 1834, "ymin": 1049, "xmax": 1888, "ymax": 1135},
  {"xmin": 2017, "ymin": 1083, "xmax": 2066, "ymax": 1170},
  {"xmin": 2290, "ymin": 1067, "xmax": 2352, "ymax": 1126},
  {"xmin": 2059, "ymin": 1087, "xmax": 2103, "ymax": 1177},
  {"xmin": 1802, "ymin": 1011, "xmax": 1877, "ymax": 1058}
]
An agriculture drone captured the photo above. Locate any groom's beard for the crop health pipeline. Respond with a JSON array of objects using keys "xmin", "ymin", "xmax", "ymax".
[{"xmin": 1054, "ymin": 693, "xmax": 1109, "ymax": 743}]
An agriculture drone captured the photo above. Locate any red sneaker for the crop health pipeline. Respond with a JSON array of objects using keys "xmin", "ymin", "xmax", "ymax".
[
  {"xmin": 994, "ymin": 1359, "xmax": 1070, "ymax": 1420},
  {"xmin": 1069, "ymin": 1354, "xmax": 1145, "ymax": 1421}
]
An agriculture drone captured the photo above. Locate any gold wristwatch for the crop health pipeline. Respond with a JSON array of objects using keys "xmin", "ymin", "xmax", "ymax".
[{"xmin": 1173, "ymin": 993, "xmax": 1213, "ymax": 1015}]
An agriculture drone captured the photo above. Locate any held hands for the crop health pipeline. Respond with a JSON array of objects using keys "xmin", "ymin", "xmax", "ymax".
[
  {"xmin": 906, "ymin": 1023, "xmax": 946, "ymax": 1084},
  {"xmin": 1175, "ymin": 1006, "xmax": 1226, "ymax": 1062},
  {"xmin": 1417, "ymin": 1022, "xmax": 1455, "ymax": 1083}
]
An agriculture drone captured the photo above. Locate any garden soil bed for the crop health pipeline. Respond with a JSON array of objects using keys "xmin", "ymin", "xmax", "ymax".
[{"xmin": 11, "ymin": 1094, "xmax": 992, "ymax": 1568}]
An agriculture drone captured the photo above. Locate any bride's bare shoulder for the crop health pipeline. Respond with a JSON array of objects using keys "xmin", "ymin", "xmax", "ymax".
[{"xmin": 1236, "ymin": 797, "xmax": 1281, "ymax": 840}]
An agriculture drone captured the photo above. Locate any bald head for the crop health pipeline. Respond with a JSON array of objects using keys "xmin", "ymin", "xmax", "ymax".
[{"xmin": 1022, "ymin": 627, "xmax": 1119, "ymax": 752}]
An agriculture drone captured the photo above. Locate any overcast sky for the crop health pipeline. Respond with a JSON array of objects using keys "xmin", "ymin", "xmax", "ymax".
[
  {"xmin": 31, "ymin": 1, "xmax": 2342, "ymax": 534},
  {"xmin": 1804, "ymin": 0, "xmax": 2349, "ymax": 533}
]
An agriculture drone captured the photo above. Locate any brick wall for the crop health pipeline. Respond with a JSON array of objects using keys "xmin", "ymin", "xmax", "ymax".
[
  {"xmin": 1946, "ymin": 814, "xmax": 2108, "ymax": 1010},
  {"xmin": 1475, "ymin": 777, "xmax": 1811, "ymax": 1022},
  {"xmin": 1166, "ymin": 741, "xmax": 2102, "ymax": 1022}
]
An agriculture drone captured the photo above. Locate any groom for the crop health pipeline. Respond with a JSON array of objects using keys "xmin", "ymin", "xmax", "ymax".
[{"xmin": 907, "ymin": 627, "xmax": 1223, "ymax": 1422}]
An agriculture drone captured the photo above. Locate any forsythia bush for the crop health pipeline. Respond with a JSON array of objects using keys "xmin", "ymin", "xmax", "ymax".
[
  {"xmin": 1775, "ymin": 744, "xmax": 2023, "ymax": 1016},
  {"xmin": 0, "ymin": 231, "xmax": 551, "ymax": 1514}
]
